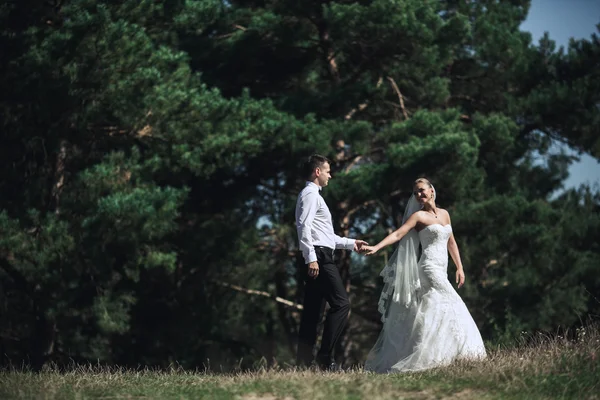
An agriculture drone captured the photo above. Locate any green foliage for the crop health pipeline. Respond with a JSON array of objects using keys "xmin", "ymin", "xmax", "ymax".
[{"xmin": 0, "ymin": 0, "xmax": 598, "ymax": 369}]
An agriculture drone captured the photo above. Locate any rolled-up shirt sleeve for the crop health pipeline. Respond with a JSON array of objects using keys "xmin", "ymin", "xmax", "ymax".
[
  {"xmin": 296, "ymin": 192, "xmax": 319, "ymax": 264},
  {"xmin": 334, "ymin": 234, "xmax": 355, "ymax": 250}
]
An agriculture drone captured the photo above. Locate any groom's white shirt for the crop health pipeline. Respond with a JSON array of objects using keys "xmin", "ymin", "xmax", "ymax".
[{"xmin": 295, "ymin": 181, "xmax": 356, "ymax": 264}]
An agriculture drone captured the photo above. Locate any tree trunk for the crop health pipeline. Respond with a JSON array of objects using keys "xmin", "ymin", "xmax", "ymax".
[
  {"xmin": 317, "ymin": 21, "xmax": 341, "ymax": 85},
  {"xmin": 30, "ymin": 310, "xmax": 56, "ymax": 372},
  {"xmin": 48, "ymin": 139, "xmax": 68, "ymax": 215},
  {"xmin": 274, "ymin": 262, "xmax": 298, "ymax": 356}
]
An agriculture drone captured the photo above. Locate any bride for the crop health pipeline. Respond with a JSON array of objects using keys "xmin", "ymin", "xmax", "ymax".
[{"xmin": 360, "ymin": 178, "xmax": 486, "ymax": 373}]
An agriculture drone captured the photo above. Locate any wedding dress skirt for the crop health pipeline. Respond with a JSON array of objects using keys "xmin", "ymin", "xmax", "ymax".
[{"xmin": 365, "ymin": 224, "xmax": 486, "ymax": 373}]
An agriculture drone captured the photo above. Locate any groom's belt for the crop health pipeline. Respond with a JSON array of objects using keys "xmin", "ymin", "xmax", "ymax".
[{"xmin": 314, "ymin": 245, "xmax": 335, "ymax": 255}]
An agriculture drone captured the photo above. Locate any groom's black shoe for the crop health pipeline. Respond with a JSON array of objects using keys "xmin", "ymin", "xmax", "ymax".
[
  {"xmin": 316, "ymin": 355, "xmax": 341, "ymax": 372},
  {"xmin": 321, "ymin": 362, "xmax": 341, "ymax": 372}
]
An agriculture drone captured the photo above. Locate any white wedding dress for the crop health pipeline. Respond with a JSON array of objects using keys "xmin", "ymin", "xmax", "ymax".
[{"xmin": 365, "ymin": 224, "xmax": 487, "ymax": 373}]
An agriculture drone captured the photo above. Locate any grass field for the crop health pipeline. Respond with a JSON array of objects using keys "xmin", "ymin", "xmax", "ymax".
[{"xmin": 1, "ymin": 327, "xmax": 598, "ymax": 399}]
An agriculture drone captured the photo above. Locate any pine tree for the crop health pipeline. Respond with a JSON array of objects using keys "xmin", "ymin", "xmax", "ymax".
[{"xmin": 1, "ymin": 0, "xmax": 598, "ymax": 369}]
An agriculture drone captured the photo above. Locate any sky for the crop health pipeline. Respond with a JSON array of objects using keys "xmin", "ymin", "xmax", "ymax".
[{"xmin": 520, "ymin": 0, "xmax": 600, "ymax": 190}]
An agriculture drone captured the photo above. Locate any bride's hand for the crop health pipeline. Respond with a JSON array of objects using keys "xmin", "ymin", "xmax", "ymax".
[
  {"xmin": 456, "ymin": 269, "xmax": 465, "ymax": 288},
  {"xmin": 361, "ymin": 245, "xmax": 378, "ymax": 256}
]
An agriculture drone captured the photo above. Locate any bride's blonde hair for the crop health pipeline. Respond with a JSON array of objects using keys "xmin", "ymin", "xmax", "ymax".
[{"xmin": 413, "ymin": 178, "xmax": 433, "ymax": 188}]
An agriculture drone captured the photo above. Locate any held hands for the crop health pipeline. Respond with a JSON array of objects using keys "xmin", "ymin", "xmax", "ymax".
[
  {"xmin": 353, "ymin": 240, "xmax": 369, "ymax": 252},
  {"xmin": 360, "ymin": 245, "xmax": 379, "ymax": 256},
  {"xmin": 456, "ymin": 268, "xmax": 465, "ymax": 288}
]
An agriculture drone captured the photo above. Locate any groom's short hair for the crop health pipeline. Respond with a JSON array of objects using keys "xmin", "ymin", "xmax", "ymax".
[{"xmin": 304, "ymin": 154, "xmax": 330, "ymax": 179}]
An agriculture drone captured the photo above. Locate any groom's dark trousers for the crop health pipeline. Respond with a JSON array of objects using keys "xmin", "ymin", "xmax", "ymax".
[{"xmin": 296, "ymin": 245, "xmax": 350, "ymax": 366}]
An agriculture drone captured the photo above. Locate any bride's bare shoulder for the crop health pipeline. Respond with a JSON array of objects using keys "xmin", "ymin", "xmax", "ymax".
[
  {"xmin": 413, "ymin": 210, "xmax": 428, "ymax": 219},
  {"xmin": 437, "ymin": 208, "xmax": 452, "ymax": 222},
  {"xmin": 408, "ymin": 210, "xmax": 426, "ymax": 226}
]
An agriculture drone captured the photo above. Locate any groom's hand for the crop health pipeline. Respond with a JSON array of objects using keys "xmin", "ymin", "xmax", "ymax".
[
  {"xmin": 307, "ymin": 261, "xmax": 319, "ymax": 279},
  {"xmin": 353, "ymin": 240, "xmax": 369, "ymax": 252}
]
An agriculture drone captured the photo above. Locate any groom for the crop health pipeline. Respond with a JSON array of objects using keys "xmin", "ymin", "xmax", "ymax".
[{"xmin": 295, "ymin": 154, "xmax": 367, "ymax": 370}]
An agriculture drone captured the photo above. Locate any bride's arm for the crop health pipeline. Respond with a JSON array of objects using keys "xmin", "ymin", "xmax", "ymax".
[
  {"xmin": 362, "ymin": 212, "xmax": 420, "ymax": 255},
  {"xmin": 445, "ymin": 211, "xmax": 465, "ymax": 288},
  {"xmin": 447, "ymin": 233, "xmax": 465, "ymax": 288}
]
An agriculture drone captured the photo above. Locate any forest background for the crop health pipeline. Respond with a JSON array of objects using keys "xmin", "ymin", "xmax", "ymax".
[{"xmin": 1, "ymin": 0, "xmax": 599, "ymax": 371}]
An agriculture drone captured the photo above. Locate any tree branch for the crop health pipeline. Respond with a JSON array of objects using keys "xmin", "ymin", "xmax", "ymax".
[
  {"xmin": 343, "ymin": 156, "xmax": 363, "ymax": 173},
  {"xmin": 344, "ymin": 77, "xmax": 383, "ymax": 120},
  {"xmin": 345, "ymin": 103, "xmax": 369, "ymax": 120},
  {"xmin": 387, "ymin": 77, "xmax": 409, "ymax": 120},
  {"xmin": 346, "ymin": 199, "xmax": 378, "ymax": 219},
  {"xmin": 214, "ymin": 281, "xmax": 303, "ymax": 310},
  {"xmin": 51, "ymin": 139, "xmax": 68, "ymax": 215},
  {"xmin": 316, "ymin": 21, "xmax": 340, "ymax": 84}
]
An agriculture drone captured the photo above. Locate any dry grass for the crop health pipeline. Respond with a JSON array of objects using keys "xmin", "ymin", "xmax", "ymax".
[{"xmin": 0, "ymin": 326, "xmax": 598, "ymax": 399}]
